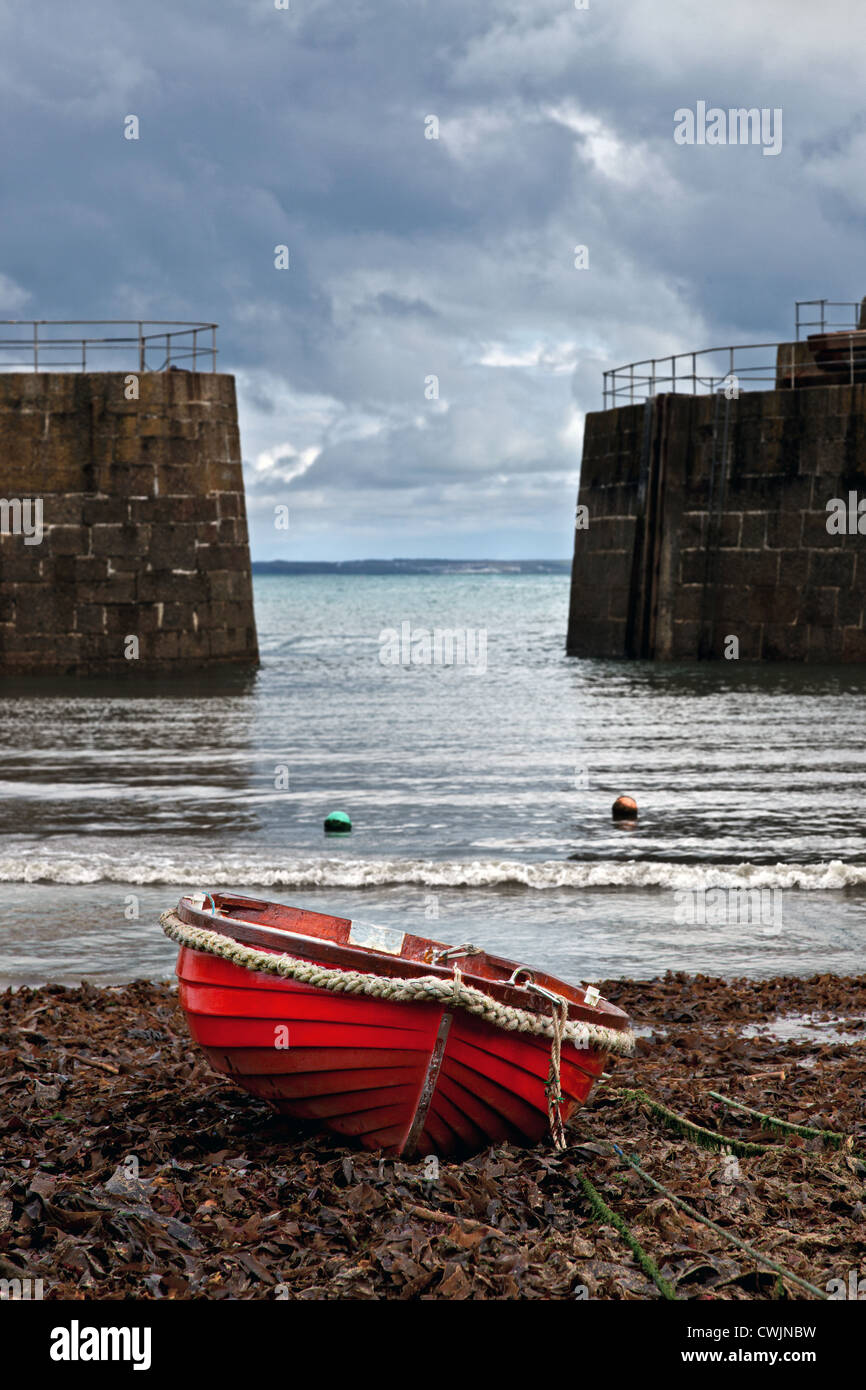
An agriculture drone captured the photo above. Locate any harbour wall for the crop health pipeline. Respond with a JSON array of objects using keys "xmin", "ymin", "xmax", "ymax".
[
  {"xmin": 567, "ymin": 382, "xmax": 866, "ymax": 661},
  {"xmin": 0, "ymin": 371, "xmax": 259, "ymax": 674}
]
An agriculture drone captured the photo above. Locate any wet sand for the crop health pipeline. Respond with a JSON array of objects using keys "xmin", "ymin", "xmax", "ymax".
[{"xmin": 1, "ymin": 972, "xmax": 864, "ymax": 1300}]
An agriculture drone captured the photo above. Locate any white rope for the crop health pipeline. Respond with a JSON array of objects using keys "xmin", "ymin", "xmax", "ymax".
[
  {"xmin": 160, "ymin": 910, "xmax": 635, "ymax": 1057},
  {"xmin": 544, "ymin": 994, "xmax": 569, "ymax": 1150}
]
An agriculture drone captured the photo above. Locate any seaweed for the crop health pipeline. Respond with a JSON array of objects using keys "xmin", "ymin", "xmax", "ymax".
[{"xmin": 0, "ymin": 970, "xmax": 863, "ymax": 1300}]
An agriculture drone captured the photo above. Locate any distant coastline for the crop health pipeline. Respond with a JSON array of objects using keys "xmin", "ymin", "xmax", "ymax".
[{"xmin": 251, "ymin": 558, "xmax": 571, "ymax": 575}]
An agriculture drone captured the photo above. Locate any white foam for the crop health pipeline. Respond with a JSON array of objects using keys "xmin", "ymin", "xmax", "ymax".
[{"xmin": 0, "ymin": 855, "xmax": 864, "ymax": 891}]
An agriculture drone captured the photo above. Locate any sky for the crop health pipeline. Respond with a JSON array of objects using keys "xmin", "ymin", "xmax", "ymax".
[{"xmin": 1, "ymin": 0, "xmax": 865, "ymax": 559}]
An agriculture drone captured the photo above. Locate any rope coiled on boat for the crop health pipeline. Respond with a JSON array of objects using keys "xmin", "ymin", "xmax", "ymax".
[{"xmin": 159, "ymin": 910, "xmax": 635, "ymax": 1057}]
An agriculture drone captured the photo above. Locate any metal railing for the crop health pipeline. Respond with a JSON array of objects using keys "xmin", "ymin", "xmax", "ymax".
[
  {"xmin": 603, "ymin": 338, "xmax": 866, "ymax": 408},
  {"xmin": 0, "ymin": 320, "xmax": 218, "ymax": 373},
  {"xmin": 603, "ymin": 342, "xmax": 787, "ymax": 408},
  {"xmin": 795, "ymin": 299, "xmax": 863, "ymax": 339},
  {"xmin": 603, "ymin": 297, "xmax": 866, "ymax": 408}
]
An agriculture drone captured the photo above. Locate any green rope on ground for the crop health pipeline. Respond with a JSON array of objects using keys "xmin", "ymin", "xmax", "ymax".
[
  {"xmin": 616, "ymin": 1149, "xmax": 827, "ymax": 1301},
  {"xmin": 615, "ymin": 1088, "xmax": 769, "ymax": 1157},
  {"xmin": 708, "ymin": 1091, "xmax": 859, "ymax": 1153},
  {"xmin": 577, "ymin": 1172, "xmax": 678, "ymax": 1301}
]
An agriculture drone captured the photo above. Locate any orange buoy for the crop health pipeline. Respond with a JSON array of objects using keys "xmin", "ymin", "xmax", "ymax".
[{"xmin": 612, "ymin": 796, "xmax": 638, "ymax": 820}]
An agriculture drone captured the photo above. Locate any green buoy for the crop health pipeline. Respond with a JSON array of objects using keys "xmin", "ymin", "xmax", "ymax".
[{"xmin": 324, "ymin": 811, "xmax": 352, "ymax": 834}]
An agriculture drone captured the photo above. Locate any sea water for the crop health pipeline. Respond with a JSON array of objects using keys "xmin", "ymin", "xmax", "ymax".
[{"xmin": 0, "ymin": 573, "xmax": 864, "ymax": 986}]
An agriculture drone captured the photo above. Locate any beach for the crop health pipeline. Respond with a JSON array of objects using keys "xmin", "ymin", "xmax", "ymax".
[{"xmin": 2, "ymin": 969, "xmax": 863, "ymax": 1301}]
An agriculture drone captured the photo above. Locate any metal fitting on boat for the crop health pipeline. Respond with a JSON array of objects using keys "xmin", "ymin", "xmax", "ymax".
[{"xmin": 432, "ymin": 943, "xmax": 483, "ymax": 963}]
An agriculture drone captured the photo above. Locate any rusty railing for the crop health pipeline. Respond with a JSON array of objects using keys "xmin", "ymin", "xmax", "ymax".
[{"xmin": 0, "ymin": 320, "xmax": 218, "ymax": 373}]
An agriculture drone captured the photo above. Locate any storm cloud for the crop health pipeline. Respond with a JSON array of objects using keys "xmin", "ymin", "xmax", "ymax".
[{"xmin": 1, "ymin": 0, "xmax": 864, "ymax": 557}]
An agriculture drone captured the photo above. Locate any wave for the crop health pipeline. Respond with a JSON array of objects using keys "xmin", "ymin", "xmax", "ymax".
[{"xmin": 0, "ymin": 855, "xmax": 864, "ymax": 891}]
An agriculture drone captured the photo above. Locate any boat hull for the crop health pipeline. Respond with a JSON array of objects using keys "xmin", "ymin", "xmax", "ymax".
[{"xmin": 177, "ymin": 946, "xmax": 608, "ymax": 1159}]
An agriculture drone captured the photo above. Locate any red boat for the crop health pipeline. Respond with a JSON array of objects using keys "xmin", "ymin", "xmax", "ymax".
[{"xmin": 162, "ymin": 892, "xmax": 634, "ymax": 1160}]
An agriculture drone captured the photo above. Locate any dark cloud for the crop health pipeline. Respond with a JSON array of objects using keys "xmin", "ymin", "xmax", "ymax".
[
  {"xmin": 369, "ymin": 293, "xmax": 439, "ymax": 320},
  {"xmin": 0, "ymin": 0, "xmax": 862, "ymax": 557}
]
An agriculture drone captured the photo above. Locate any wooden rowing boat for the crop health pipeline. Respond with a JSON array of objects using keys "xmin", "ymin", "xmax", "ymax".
[{"xmin": 164, "ymin": 892, "xmax": 633, "ymax": 1159}]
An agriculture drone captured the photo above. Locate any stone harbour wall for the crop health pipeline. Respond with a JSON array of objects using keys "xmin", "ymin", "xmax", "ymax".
[
  {"xmin": 567, "ymin": 381, "xmax": 866, "ymax": 662},
  {"xmin": 0, "ymin": 371, "xmax": 259, "ymax": 674}
]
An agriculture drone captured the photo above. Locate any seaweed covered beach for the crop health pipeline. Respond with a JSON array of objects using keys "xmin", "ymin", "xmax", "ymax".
[{"xmin": 1, "ymin": 972, "xmax": 864, "ymax": 1301}]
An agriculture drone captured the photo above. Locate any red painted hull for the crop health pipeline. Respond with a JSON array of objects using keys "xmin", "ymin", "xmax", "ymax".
[{"xmin": 172, "ymin": 893, "xmax": 631, "ymax": 1159}]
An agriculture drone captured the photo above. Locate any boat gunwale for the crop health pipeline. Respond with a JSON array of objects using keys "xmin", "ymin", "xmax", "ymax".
[{"xmin": 175, "ymin": 893, "xmax": 631, "ymax": 1035}]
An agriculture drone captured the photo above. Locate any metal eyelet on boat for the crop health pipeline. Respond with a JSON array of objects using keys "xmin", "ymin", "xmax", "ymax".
[
  {"xmin": 525, "ymin": 981, "xmax": 569, "ymax": 1009},
  {"xmin": 507, "ymin": 968, "xmax": 569, "ymax": 1013},
  {"xmin": 507, "ymin": 966, "xmax": 536, "ymax": 987}
]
